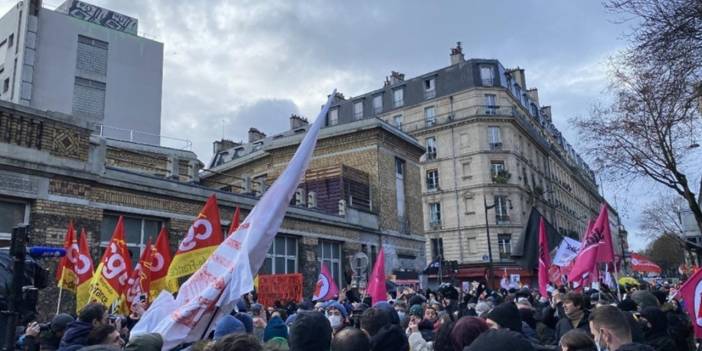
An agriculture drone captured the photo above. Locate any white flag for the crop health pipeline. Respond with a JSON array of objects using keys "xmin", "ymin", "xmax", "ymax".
[
  {"xmin": 131, "ymin": 91, "xmax": 336, "ymax": 350},
  {"xmin": 552, "ymin": 237, "xmax": 581, "ymax": 267}
]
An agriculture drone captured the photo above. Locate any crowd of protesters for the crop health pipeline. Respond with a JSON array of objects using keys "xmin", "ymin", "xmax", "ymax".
[{"xmin": 11, "ymin": 280, "xmax": 698, "ymax": 351}]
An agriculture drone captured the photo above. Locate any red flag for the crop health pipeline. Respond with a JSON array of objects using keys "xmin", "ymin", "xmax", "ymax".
[
  {"xmin": 57, "ymin": 222, "xmax": 78, "ymax": 292},
  {"xmin": 595, "ymin": 204, "xmax": 615, "ymax": 264},
  {"xmin": 677, "ymin": 267, "xmax": 702, "ymax": 337},
  {"xmin": 630, "ymin": 253, "xmax": 662, "ymax": 273},
  {"xmin": 149, "ymin": 227, "xmax": 173, "ymax": 299},
  {"xmin": 568, "ymin": 204, "xmax": 609, "ymax": 283},
  {"xmin": 366, "ymin": 248, "xmax": 387, "ymax": 304},
  {"xmin": 228, "ymin": 207, "xmax": 241, "ymax": 235},
  {"xmin": 167, "ymin": 194, "xmax": 224, "ymax": 290},
  {"xmin": 312, "ymin": 262, "xmax": 339, "ymax": 301},
  {"xmin": 89, "ymin": 216, "xmax": 133, "ymax": 307},
  {"xmin": 124, "ymin": 240, "xmax": 155, "ymax": 310},
  {"xmin": 75, "ymin": 229, "xmax": 94, "ymax": 312},
  {"xmin": 538, "ymin": 217, "xmax": 551, "ymax": 297}
]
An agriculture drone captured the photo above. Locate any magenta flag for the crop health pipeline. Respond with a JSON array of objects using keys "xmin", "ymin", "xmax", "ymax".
[
  {"xmin": 312, "ymin": 262, "xmax": 339, "ymax": 301},
  {"xmin": 366, "ymin": 248, "xmax": 387, "ymax": 304},
  {"xmin": 538, "ymin": 217, "xmax": 551, "ymax": 297},
  {"xmin": 595, "ymin": 204, "xmax": 615, "ymax": 264},
  {"xmin": 677, "ymin": 268, "xmax": 702, "ymax": 338},
  {"xmin": 568, "ymin": 205, "xmax": 609, "ymax": 283}
]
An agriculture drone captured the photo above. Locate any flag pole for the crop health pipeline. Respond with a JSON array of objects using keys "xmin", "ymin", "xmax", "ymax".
[
  {"xmin": 56, "ymin": 286, "xmax": 63, "ymax": 315},
  {"xmin": 613, "ymin": 258, "xmax": 622, "ymax": 301}
]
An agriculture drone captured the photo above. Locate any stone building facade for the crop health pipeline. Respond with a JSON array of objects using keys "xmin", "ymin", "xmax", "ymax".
[
  {"xmin": 310, "ymin": 43, "xmax": 627, "ymax": 285},
  {"xmin": 0, "ymin": 100, "xmax": 422, "ymax": 318},
  {"xmin": 204, "ymin": 117, "xmax": 427, "ymax": 288}
]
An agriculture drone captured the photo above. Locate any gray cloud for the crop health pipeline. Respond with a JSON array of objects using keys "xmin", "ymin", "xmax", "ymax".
[{"xmin": 0, "ymin": 0, "xmax": 659, "ymax": 250}]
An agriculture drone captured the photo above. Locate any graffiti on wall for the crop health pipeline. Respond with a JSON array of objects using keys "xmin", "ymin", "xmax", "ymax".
[{"xmin": 62, "ymin": 0, "xmax": 138, "ymax": 35}]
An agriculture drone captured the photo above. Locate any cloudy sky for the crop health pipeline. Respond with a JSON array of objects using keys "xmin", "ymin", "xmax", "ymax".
[{"xmin": 3, "ymin": 0, "xmax": 680, "ymax": 251}]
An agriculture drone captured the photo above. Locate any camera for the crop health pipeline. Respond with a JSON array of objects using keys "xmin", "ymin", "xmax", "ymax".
[
  {"xmin": 38, "ymin": 322, "xmax": 52, "ymax": 332},
  {"xmin": 108, "ymin": 314, "xmax": 127, "ymax": 327}
]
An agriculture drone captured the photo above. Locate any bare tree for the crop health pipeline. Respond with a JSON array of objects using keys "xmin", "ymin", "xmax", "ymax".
[
  {"xmin": 605, "ymin": 0, "xmax": 702, "ymax": 76},
  {"xmin": 576, "ymin": 0, "xmax": 702, "ymax": 241},
  {"xmin": 639, "ymin": 196, "xmax": 687, "ymax": 238}
]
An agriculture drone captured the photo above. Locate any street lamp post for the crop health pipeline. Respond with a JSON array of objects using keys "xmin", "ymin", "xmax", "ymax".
[{"xmin": 483, "ymin": 194, "xmax": 496, "ymax": 289}]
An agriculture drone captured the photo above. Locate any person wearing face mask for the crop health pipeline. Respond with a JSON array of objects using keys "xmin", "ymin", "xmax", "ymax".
[
  {"xmin": 589, "ymin": 306, "xmax": 655, "ymax": 351},
  {"xmin": 325, "ymin": 301, "xmax": 348, "ymax": 335},
  {"xmin": 394, "ymin": 302, "xmax": 408, "ymax": 327}
]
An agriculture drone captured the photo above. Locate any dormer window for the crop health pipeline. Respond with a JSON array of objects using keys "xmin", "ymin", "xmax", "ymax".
[
  {"xmin": 353, "ymin": 100, "xmax": 363, "ymax": 120},
  {"xmin": 329, "ymin": 108, "xmax": 339, "ymax": 125}
]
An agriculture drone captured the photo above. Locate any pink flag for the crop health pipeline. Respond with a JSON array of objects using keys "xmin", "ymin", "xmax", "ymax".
[
  {"xmin": 538, "ymin": 217, "xmax": 551, "ymax": 297},
  {"xmin": 312, "ymin": 263, "xmax": 339, "ymax": 301},
  {"xmin": 595, "ymin": 204, "xmax": 615, "ymax": 264},
  {"xmin": 568, "ymin": 204, "xmax": 609, "ymax": 283},
  {"xmin": 366, "ymin": 248, "xmax": 387, "ymax": 304},
  {"xmin": 677, "ymin": 267, "xmax": 702, "ymax": 338}
]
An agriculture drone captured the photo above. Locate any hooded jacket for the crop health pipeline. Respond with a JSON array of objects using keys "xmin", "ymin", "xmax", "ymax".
[
  {"xmin": 370, "ymin": 324, "xmax": 409, "ymax": 351},
  {"xmin": 125, "ymin": 333, "xmax": 163, "ymax": 351},
  {"xmin": 58, "ymin": 321, "xmax": 94, "ymax": 351}
]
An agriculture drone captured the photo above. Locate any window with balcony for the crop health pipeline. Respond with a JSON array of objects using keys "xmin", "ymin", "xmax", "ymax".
[
  {"xmin": 488, "ymin": 126, "xmax": 502, "ymax": 150},
  {"xmin": 373, "ymin": 94, "xmax": 383, "ymax": 114},
  {"xmin": 498, "ymin": 233, "xmax": 512, "ymax": 259},
  {"xmin": 424, "ymin": 78, "xmax": 436, "ymax": 99},
  {"xmin": 329, "ymin": 108, "xmax": 339, "ymax": 126},
  {"xmin": 429, "ymin": 202, "xmax": 442, "ymax": 227},
  {"xmin": 490, "ymin": 161, "xmax": 505, "ymax": 178},
  {"xmin": 480, "ymin": 66, "xmax": 494, "ymax": 86},
  {"xmin": 426, "ymin": 169, "xmax": 439, "ymax": 191},
  {"xmin": 494, "ymin": 195, "xmax": 509, "ymax": 224},
  {"xmin": 485, "ymin": 94, "xmax": 497, "ymax": 115},
  {"xmin": 425, "ymin": 106, "xmax": 436, "ymax": 126},
  {"xmin": 261, "ymin": 235, "xmax": 298, "ymax": 275},
  {"xmin": 426, "ymin": 136, "xmax": 437, "ymax": 160},
  {"xmin": 353, "ymin": 101, "xmax": 363, "ymax": 120},
  {"xmin": 393, "ymin": 114, "xmax": 403, "ymax": 128},
  {"xmin": 393, "ymin": 88, "xmax": 404, "ymax": 107}
]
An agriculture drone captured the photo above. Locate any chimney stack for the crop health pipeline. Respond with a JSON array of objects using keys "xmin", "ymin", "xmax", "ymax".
[
  {"xmin": 290, "ymin": 114, "xmax": 308, "ymax": 129},
  {"xmin": 386, "ymin": 71, "xmax": 405, "ymax": 86},
  {"xmin": 450, "ymin": 41, "xmax": 465, "ymax": 65},
  {"xmin": 212, "ymin": 139, "xmax": 240, "ymax": 155},
  {"xmin": 248, "ymin": 128, "xmax": 266, "ymax": 143}
]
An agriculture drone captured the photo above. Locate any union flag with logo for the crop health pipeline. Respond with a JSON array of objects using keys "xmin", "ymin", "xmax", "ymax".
[
  {"xmin": 166, "ymin": 195, "xmax": 223, "ymax": 291},
  {"xmin": 123, "ymin": 239, "xmax": 154, "ymax": 312},
  {"xmin": 88, "ymin": 216, "xmax": 133, "ymax": 308},
  {"xmin": 75, "ymin": 229, "xmax": 94, "ymax": 312},
  {"xmin": 149, "ymin": 227, "xmax": 173, "ymax": 300},
  {"xmin": 56, "ymin": 223, "xmax": 79, "ymax": 292}
]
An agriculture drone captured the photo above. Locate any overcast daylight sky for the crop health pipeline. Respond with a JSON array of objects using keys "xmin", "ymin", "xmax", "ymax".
[{"xmin": 2, "ymin": 0, "xmax": 680, "ymax": 251}]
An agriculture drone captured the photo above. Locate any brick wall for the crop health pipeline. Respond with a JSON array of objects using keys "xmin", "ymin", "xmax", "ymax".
[{"xmin": 105, "ymin": 147, "xmax": 169, "ymax": 177}]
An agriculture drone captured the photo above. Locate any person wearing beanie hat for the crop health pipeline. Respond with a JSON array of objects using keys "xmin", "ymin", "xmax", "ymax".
[
  {"xmin": 234, "ymin": 313, "xmax": 253, "ymax": 334},
  {"xmin": 408, "ymin": 294, "xmax": 425, "ymax": 307},
  {"xmin": 214, "ymin": 315, "xmax": 246, "ymax": 340},
  {"xmin": 24, "ymin": 313, "xmax": 75, "ymax": 351},
  {"xmin": 288, "ymin": 311, "xmax": 332, "ymax": 351},
  {"xmin": 325, "ymin": 301, "xmax": 348, "ymax": 334},
  {"xmin": 485, "ymin": 302, "xmax": 522, "ymax": 333},
  {"xmin": 450, "ymin": 316, "xmax": 489, "ymax": 351},
  {"xmin": 374, "ymin": 301, "xmax": 401, "ymax": 325},
  {"xmin": 263, "ymin": 316, "xmax": 288, "ymax": 342},
  {"xmin": 465, "ymin": 329, "xmax": 535, "ymax": 351}
]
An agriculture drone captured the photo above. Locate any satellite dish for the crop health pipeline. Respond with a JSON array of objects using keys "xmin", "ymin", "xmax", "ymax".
[{"xmin": 350, "ymin": 252, "xmax": 369, "ymax": 274}]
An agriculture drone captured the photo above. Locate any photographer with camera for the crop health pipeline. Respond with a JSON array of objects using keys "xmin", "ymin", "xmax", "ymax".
[{"xmin": 22, "ymin": 314, "xmax": 74, "ymax": 351}]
